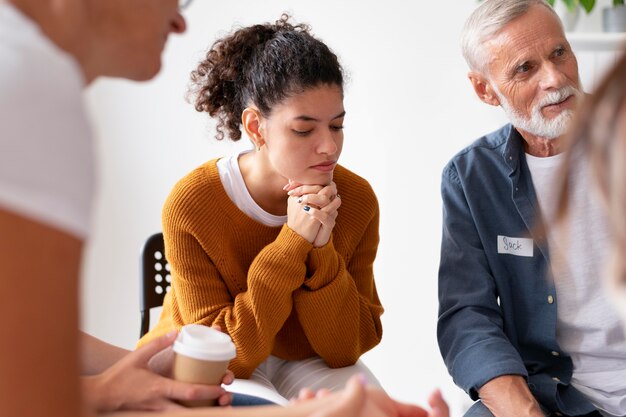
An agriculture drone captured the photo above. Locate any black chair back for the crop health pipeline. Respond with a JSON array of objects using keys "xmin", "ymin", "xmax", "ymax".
[{"xmin": 140, "ymin": 232, "xmax": 170, "ymax": 338}]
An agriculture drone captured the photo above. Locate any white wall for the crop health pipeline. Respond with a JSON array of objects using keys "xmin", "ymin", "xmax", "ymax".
[{"xmin": 81, "ymin": 1, "xmax": 615, "ymax": 415}]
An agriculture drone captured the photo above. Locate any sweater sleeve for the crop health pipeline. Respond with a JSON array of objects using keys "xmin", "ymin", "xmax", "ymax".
[
  {"xmin": 292, "ymin": 198, "xmax": 384, "ymax": 368},
  {"xmin": 166, "ymin": 218, "xmax": 312, "ymax": 378}
]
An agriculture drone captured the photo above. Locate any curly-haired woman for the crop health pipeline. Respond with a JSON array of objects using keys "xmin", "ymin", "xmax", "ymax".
[{"xmin": 138, "ymin": 14, "xmax": 385, "ymax": 403}]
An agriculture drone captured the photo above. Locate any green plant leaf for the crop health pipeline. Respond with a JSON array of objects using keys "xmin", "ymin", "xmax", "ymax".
[
  {"xmin": 614, "ymin": 0, "xmax": 625, "ymax": 7},
  {"xmin": 562, "ymin": 0, "xmax": 577, "ymax": 13},
  {"xmin": 580, "ymin": 0, "xmax": 595, "ymax": 13},
  {"xmin": 546, "ymin": 0, "xmax": 556, "ymax": 6}
]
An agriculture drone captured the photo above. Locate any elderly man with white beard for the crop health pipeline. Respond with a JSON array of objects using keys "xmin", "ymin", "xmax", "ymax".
[{"xmin": 437, "ymin": 1, "xmax": 626, "ymax": 417}]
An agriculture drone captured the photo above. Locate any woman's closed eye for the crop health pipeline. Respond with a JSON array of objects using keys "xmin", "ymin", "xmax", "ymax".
[
  {"xmin": 292, "ymin": 128, "xmax": 313, "ymax": 136},
  {"xmin": 291, "ymin": 123, "xmax": 343, "ymax": 136}
]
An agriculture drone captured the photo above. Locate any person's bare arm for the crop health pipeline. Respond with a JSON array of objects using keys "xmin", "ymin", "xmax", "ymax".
[
  {"xmin": 0, "ymin": 208, "xmax": 230, "ymax": 416},
  {"xmin": 0, "ymin": 208, "xmax": 83, "ymax": 417},
  {"xmin": 479, "ymin": 375, "xmax": 545, "ymax": 417},
  {"xmin": 82, "ymin": 332, "xmax": 232, "ymax": 412},
  {"xmin": 81, "ymin": 331, "xmax": 130, "ymax": 375}
]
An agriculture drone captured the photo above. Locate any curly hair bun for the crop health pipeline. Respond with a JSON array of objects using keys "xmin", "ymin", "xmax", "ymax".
[{"xmin": 189, "ymin": 14, "xmax": 343, "ymax": 141}]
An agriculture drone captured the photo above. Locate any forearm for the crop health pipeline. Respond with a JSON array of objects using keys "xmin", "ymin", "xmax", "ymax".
[
  {"xmin": 479, "ymin": 375, "xmax": 544, "ymax": 417},
  {"xmin": 294, "ymin": 232, "xmax": 382, "ymax": 364},
  {"xmin": 295, "ymin": 286, "xmax": 382, "ymax": 366},
  {"xmin": 294, "ymin": 254, "xmax": 383, "ymax": 365},
  {"xmin": 80, "ymin": 331, "xmax": 130, "ymax": 375}
]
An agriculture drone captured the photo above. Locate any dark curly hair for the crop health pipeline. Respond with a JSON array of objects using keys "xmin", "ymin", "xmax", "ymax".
[{"xmin": 189, "ymin": 14, "xmax": 344, "ymax": 141}]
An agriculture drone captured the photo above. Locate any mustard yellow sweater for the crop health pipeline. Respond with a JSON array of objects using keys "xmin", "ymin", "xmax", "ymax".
[{"xmin": 138, "ymin": 159, "xmax": 384, "ymax": 378}]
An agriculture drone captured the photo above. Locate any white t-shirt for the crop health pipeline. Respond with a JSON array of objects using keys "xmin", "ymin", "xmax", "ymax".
[
  {"xmin": 527, "ymin": 152, "xmax": 626, "ymax": 417},
  {"xmin": 0, "ymin": 3, "xmax": 95, "ymax": 239},
  {"xmin": 216, "ymin": 151, "xmax": 286, "ymax": 227}
]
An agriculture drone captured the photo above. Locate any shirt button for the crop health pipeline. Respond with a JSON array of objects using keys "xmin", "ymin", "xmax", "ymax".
[
  {"xmin": 552, "ymin": 377, "xmax": 561, "ymax": 382},
  {"xmin": 551, "ymin": 351, "xmax": 560, "ymax": 357},
  {"xmin": 509, "ymin": 156, "xmax": 513, "ymax": 160},
  {"xmin": 547, "ymin": 295, "xmax": 554, "ymax": 304}
]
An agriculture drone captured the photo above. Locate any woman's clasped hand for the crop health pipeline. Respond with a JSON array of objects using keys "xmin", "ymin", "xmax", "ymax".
[{"xmin": 285, "ymin": 180, "xmax": 341, "ymax": 248}]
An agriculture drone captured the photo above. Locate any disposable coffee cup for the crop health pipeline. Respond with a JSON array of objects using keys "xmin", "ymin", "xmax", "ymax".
[{"xmin": 172, "ymin": 324, "xmax": 236, "ymax": 407}]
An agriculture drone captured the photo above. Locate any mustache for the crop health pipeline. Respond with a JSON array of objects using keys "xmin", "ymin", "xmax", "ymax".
[{"xmin": 537, "ymin": 86, "xmax": 581, "ymax": 108}]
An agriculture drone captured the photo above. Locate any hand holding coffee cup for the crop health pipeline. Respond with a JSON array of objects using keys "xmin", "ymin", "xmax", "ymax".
[{"xmin": 172, "ymin": 324, "xmax": 236, "ymax": 407}]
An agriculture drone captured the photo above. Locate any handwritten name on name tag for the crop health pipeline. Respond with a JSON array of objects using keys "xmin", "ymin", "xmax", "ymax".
[{"xmin": 497, "ymin": 235, "xmax": 533, "ymax": 257}]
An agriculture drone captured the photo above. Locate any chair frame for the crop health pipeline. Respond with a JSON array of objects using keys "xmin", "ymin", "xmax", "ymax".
[{"xmin": 139, "ymin": 232, "xmax": 169, "ymax": 338}]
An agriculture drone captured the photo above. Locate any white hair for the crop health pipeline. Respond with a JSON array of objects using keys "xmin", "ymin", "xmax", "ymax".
[{"xmin": 461, "ymin": 0, "xmax": 561, "ymax": 73}]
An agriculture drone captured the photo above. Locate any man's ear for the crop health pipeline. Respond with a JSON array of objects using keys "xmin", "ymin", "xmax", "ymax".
[
  {"xmin": 468, "ymin": 71, "xmax": 501, "ymax": 107},
  {"xmin": 241, "ymin": 107, "xmax": 265, "ymax": 149}
]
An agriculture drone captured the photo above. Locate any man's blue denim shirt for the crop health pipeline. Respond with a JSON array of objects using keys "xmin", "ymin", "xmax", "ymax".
[{"xmin": 437, "ymin": 124, "xmax": 598, "ymax": 416}]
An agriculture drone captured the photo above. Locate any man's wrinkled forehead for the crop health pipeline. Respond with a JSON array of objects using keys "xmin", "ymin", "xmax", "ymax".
[{"xmin": 482, "ymin": 7, "xmax": 566, "ymax": 71}]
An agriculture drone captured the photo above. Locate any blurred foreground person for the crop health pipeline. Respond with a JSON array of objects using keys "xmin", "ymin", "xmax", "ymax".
[
  {"xmin": 0, "ymin": 1, "xmax": 449, "ymax": 416},
  {"xmin": 555, "ymin": 53, "xmax": 626, "ymax": 331}
]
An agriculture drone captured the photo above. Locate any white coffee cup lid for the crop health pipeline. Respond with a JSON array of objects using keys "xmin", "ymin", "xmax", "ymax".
[{"xmin": 173, "ymin": 324, "xmax": 236, "ymax": 361}]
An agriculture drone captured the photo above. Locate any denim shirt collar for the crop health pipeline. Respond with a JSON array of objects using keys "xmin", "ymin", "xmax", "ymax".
[{"xmin": 502, "ymin": 124, "xmax": 524, "ymax": 176}]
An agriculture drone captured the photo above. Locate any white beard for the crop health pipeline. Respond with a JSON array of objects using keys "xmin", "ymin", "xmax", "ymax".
[{"xmin": 495, "ymin": 85, "xmax": 582, "ymax": 140}]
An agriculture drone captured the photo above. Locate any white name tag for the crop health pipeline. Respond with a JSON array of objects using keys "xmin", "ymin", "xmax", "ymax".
[{"xmin": 497, "ymin": 235, "xmax": 533, "ymax": 257}]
